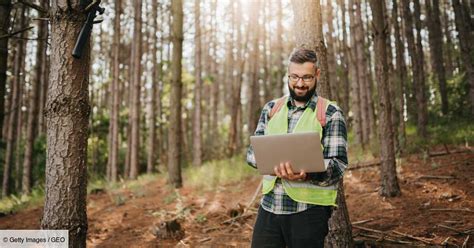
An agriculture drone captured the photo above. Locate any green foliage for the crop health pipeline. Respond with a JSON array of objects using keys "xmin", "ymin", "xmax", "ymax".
[
  {"xmin": 194, "ymin": 213, "xmax": 207, "ymax": 224},
  {"xmin": 0, "ymin": 186, "xmax": 44, "ymax": 214},
  {"xmin": 183, "ymin": 157, "xmax": 257, "ymax": 191}
]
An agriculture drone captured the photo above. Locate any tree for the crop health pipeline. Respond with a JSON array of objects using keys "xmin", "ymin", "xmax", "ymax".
[
  {"xmin": 129, "ymin": 0, "xmax": 143, "ymax": 179},
  {"xmin": 392, "ymin": 0, "xmax": 407, "ymax": 151},
  {"xmin": 370, "ymin": 0, "xmax": 401, "ymax": 197},
  {"xmin": 23, "ymin": 1, "xmax": 49, "ymax": 194},
  {"xmin": 192, "ymin": 0, "xmax": 203, "ymax": 167},
  {"xmin": 2, "ymin": 6, "xmax": 27, "ymax": 197},
  {"xmin": 452, "ymin": 0, "xmax": 474, "ymax": 115},
  {"xmin": 168, "ymin": 0, "xmax": 184, "ymax": 188},
  {"xmin": 107, "ymin": 0, "xmax": 121, "ymax": 182},
  {"xmin": 426, "ymin": 0, "xmax": 449, "ymax": 115},
  {"xmin": 291, "ymin": 1, "xmax": 354, "ymax": 246},
  {"xmin": 41, "ymin": 0, "xmax": 93, "ymax": 246},
  {"xmin": 247, "ymin": 0, "xmax": 261, "ymax": 137},
  {"xmin": 0, "ymin": 0, "xmax": 12, "ymax": 142},
  {"xmin": 401, "ymin": 0, "xmax": 428, "ymax": 138}
]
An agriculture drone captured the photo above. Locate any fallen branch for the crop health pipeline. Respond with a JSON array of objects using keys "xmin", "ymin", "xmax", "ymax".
[
  {"xmin": 417, "ymin": 175, "xmax": 455, "ymax": 180},
  {"xmin": 198, "ymin": 237, "xmax": 211, "ymax": 243},
  {"xmin": 352, "ymin": 219, "xmax": 375, "ymax": 225},
  {"xmin": 391, "ymin": 230, "xmax": 434, "ymax": 245},
  {"xmin": 358, "ymin": 233, "xmax": 413, "ymax": 245},
  {"xmin": 244, "ymin": 180, "xmax": 262, "ymax": 214},
  {"xmin": 221, "ymin": 212, "xmax": 254, "ymax": 225},
  {"xmin": 462, "ymin": 235, "xmax": 470, "ymax": 248},
  {"xmin": 352, "ymin": 225, "xmax": 385, "ymax": 235},
  {"xmin": 438, "ymin": 224, "xmax": 470, "ymax": 235},
  {"xmin": 429, "ymin": 208, "xmax": 474, "ymax": 213},
  {"xmin": 441, "ymin": 237, "xmax": 450, "ymax": 245},
  {"xmin": 348, "ymin": 160, "xmax": 381, "ymax": 171},
  {"xmin": 429, "ymin": 149, "xmax": 470, "ymax": 157}
]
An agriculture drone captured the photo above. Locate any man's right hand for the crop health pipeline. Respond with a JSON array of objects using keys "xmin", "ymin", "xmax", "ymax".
[{"xmin": 273, "ymin": 162, "xmax": 307, "ymax": 181}]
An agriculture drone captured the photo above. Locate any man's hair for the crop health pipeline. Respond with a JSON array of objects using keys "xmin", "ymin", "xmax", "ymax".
[{"xmin": 288, "ymin": 48, "xmax": 319, "ymax": 69}]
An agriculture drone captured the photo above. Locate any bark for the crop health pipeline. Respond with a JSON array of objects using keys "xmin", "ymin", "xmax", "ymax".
[
  {"xmin": 337, "ymin": 0, "xmax": 350, "ymax": 115},
  {"xmin": 292, "ymin": 0, "xmax": 354, "ymax": 245},
  {"xmin": 325, "ymin": 3, "xmax": 339, "ymax": 104},
  {"xmin": 274, "ymin": 0, "xmax": 285, "ymax": 98},
  {"xmin": 348, "ymin": 0, "xmax": 363, "ymax": 147},
  {"xmin": 0, "ymin": 0, "xmax": 12, "ymax": 142},
  {"xmin": 401, "ymin": 0, "xmax": 428, "ymax": 138},
  {"xmin": 210, "ymin": 0, "xmax": 219, "ymax": 158},
  {"xmin": 107, "ymin": 0, "xmax": 121, "ymax": 182},
  {"xmin": 168, "ymin": 0, "xmax": 183, "ymax": 188},
  {"xmin": 370, "ymin": 0, "xmax": 401, "ymax": 197},
  {"xmin": 41, "ymin": 1, "xmax": 91, "ymax": 246},
  {"xmin": 426, "ymin": 0, "xmax": 449, "ymax": 115},
  {"xmin": 129, "ymin": 0, "xmax": 143, "ymax": 179},
  {"xmin": 192, "ymin": 0, "xmax": 203, "ymax": 166},
  {"xmin": 22, "ymin": 0, "xmax": 49, "ymax": 194},
  {"xmin": 146, "ymin": 0, "xmax": 158, "ymax": 173},
  {"xmin": 442, "ymin": 0, "xmax": 454, "ymax": 78},
  {"xmin": 247, "ymin": 0, "xmax": 261, "ymax": 137},
  {"xmin": 354, "ymin": 0, "xmax": 372, "ymax": 144},
  {"xmin": 392, "ymin": 0, "xmax": 407, "ymax": 151},
  {"xmin": 2, "ymin": 6, "xmax": 27, "ymax": 197},
  {"xmin": 452, "ymin": 0, "xmax": 474, "ymax": 115}
]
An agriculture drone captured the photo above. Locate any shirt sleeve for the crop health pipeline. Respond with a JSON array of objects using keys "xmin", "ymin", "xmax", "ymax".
[
  {"xmin": 246, "ymin": 101, "xmax": 275, "ymax": 168},
  {"xmin": 306, "ymin": 104, "xmax": 348, "ymax": 186}
]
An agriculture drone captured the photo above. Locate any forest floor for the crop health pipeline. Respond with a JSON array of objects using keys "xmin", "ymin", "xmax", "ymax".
[{"xmin": 0, "ymin": 145, "xmax": 473, "ymax": 247}]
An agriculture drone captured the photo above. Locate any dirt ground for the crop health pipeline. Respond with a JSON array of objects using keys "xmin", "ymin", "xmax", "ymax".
[{"xmin": 0, "ymin": 145, "xmax": 473, "ymax": 247}]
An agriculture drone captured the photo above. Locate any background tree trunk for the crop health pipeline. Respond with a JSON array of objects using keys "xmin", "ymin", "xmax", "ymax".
[
  {"xmin": 192, "ymin": 0, "xmax": 203, "ymax": 167},
  {"xmin": 129, "ymin": 0, "xmax": 143, "ymax": 180},
  {"xmin": 370, "ymin": 0, "xmax": 401, "ymax": 197},
  {"xmin": 23, "ymin": 0, "xmax": 49, "ymax": 194},
  {"xmin": 0, "ymin": 0, "xmax": 12, "ymax": 142},
  {"xmin": 168, "ymin": 0, "xmax": 184, "ymax": 188},
  {"xmin": 247, "ymin": 0, "xmax": 261, "ymax": 137},
  {"xmin": 41, "ymin": 1, "xmax": 91, "ymax": 246}
]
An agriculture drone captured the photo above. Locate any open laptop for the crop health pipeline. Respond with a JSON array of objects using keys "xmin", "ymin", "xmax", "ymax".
[{"xmin": 250, "ymin": 132, "xmax": 326, "ymax": 175}]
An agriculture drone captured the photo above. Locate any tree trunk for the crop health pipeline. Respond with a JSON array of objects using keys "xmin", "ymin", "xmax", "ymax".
[
  {"xmin": 247, "ymin": 0, "xmax": 261, "ymax": 137},
  {"xmin": 370, "ymin": 0, "xmax": 401, "ymax": 197},
  {"xmin": 23, "ymin": 0, "xmax": 48, "ymax": 194},
  {"xmin": 401, "ymin": 0, "xmax": 428, "ymax": 138},
  {"xmin": 452, "ymin": 0, "xmax": 474, "ymax": 115},
  {"xmin": 2, "ymin": 6, "xmax": 27, "ymax": 197},
  {"xmin": 129, "ymin": 0, "xmax": 143, "ymax": 179},
  {"xmin": 107, "ymin": 0, "xmax": 121, "ymax": 182},
  {"xmin": 392, "ymin": 0, "xmax": 407, "ymax": 152},
  {"xmin": 348, "ymin": 0, "xmax": 363, "ymax": 148},
  {"xmin": 192, "ymin": 0, "xmax": 203, "ymax": 167},
  {"xmin": 0, "ymin": 0, "xmax": 12, "ymax": 142},
  {"xmin": 426, "ymin": 0, "xmax": 449, "ymax": 115},
  {"xmin": 41, "ymin": 1, "xmax": 91, "ymax": 246},
  {"xmin": 168, "ymin": 0, "xmax": 183, "ymax": 188},
  {"xmin": 442, "ymin": 0, "xmax": 454, "ymax": 78},
  {"xmin": 292, "ymin": 0, "xmax": 354, "ymax": 246},
  {"xmin": 337, "ymin": 0, "xmax": 350, "ymax": 115},
  {"xmin": 325, "ymin": 3, "xmax": 339, "ymax": 104},
  {"xmin": 274, "ymin": 0, "xmax": 285, "ymax": 98}
]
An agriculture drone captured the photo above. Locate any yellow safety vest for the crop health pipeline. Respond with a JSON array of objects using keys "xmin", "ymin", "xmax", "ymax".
[{"xmin": 261, "ymin": 96, "xmax": 338, "ymax": 206}]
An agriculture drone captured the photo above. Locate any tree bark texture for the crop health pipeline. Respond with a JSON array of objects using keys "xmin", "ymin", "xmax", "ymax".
[
  {"xmin": 0, "ymin": 0, "xmax": 11, "ymax": 142},
  {"xmin": 168, "ymin": 0, "xmax": 184, "ymax": 188},
  {"xmin": 192, "ymin": 0, "xmax": 203, "ymax": 167},
  {"xmin": 41, "ymin": 1, "xmax": 91, "ymax": 247},
  {"xmin": 247, "ymin": 0, "xmax": 261, "ymax": 137},
  {"xmin": 370, "ymin": 0, "xmax": 401, "ymax": 197},
  {"xmin": 147, "ymin": 0, "xmax": 158, "ymax": 174}
]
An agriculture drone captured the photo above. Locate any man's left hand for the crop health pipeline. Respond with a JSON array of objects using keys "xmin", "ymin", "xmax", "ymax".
[{"xmin": 274, "ymin": 162, "xmax": 307, "ymax": 181}]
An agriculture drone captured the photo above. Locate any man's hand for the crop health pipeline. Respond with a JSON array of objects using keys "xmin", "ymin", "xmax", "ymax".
[{"xmin": 273, "ymin": 162, "xmax": 307, "ymax": 181}]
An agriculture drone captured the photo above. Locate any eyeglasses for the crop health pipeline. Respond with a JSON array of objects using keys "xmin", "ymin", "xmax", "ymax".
[{"xmin": 288, "ymin": 74, "xmax": 315, "ymax": 82}]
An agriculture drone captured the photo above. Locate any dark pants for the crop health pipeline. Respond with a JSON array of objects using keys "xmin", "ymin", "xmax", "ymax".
[{"xmin": 251, "ymin": 206, "xmax": 332, "ymax": 248}]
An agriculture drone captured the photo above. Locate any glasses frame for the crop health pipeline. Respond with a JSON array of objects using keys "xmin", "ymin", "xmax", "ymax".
[{"xmin": 288, "ymin": 74, "xmax": 315, "ymax": 83}]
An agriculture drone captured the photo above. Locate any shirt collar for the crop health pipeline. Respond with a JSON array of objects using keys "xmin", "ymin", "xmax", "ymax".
[{"xmin": 287, "ymin": 92, "xmax": 318, "ymax": 111}]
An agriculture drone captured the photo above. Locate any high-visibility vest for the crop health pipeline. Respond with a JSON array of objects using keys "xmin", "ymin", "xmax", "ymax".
[{"xmin": 261, "ymin": 96, "xmax": 338, "ymax": 206}]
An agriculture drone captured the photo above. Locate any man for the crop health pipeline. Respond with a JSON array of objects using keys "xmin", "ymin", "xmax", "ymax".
[{"xmin": 247, "ymin": 48, "xmax": 348, "ymax": 248}]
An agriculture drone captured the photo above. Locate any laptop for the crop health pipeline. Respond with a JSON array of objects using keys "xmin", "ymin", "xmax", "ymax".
[{"xmin": 250, "ymin": 132, "xmax": 326, "ymax": 175}]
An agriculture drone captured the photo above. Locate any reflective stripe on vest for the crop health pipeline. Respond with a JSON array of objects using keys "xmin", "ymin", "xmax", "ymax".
[{"xmin": 261, "ymin": 96, "xmax": 337, "ymax": 206}]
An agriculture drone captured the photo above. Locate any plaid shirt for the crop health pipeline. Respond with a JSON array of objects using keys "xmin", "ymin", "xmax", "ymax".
[{"xmin": 246, "ymin": 93, "xmax": 348, "ymax": 215}]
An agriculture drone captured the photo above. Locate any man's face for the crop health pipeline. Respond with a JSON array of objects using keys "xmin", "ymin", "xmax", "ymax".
[{"xmin": 288, "ymin": 62, "xmax": 319, "ymax": 103}]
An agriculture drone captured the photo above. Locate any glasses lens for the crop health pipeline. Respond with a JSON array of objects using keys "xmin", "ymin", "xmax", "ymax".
[
  {"xmin": 289, "ymin": 75, "xmax": 299, "ymax": 81},
  {"xmin": 302, "ymin": 75, "xmax": 314, "ymax": 82}
]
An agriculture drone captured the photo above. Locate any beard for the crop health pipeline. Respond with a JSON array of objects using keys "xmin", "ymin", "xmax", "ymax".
[{"xmin": 288, "ymin": 84, "xmax": 316, "ymax": 102}]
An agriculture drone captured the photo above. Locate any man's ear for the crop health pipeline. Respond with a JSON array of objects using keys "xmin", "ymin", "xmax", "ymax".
[{"xmin": 315, "ymin": 68, "xmax": 321, "ymax": 80}]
